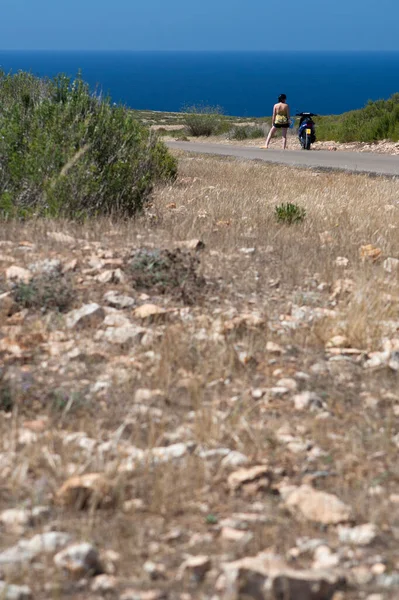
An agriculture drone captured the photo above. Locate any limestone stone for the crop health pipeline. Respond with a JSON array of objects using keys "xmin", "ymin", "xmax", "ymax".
[
  {"xmin": 228, "ymin": 465, "xmax": 271, "ymax": 493},
  {"xmin": 0, "ymin": 582, "xmax": 32, "ymax": 600},
  {"xmin": 285, "ymin": 485, "xmax": 352, "ymax": 524},
  {"xmin": 220, "ymin": 552, "xmax": 345, "ymax": 600},
  {"xmin": 338, "ymin": 523, "xmax": 378, "ymax": 546},
  {"xmin": 178, "ymin": 555, "xmax": 211, "ymax": 582},
  {"xmin": 103, "ymin": 290, "xmax": 135, "ymax": 308},
  {"xmin": 6, "ymin": 266, "xmax": 32, "ymax": 284},
  {"xmin": 65, "ymin": 303, "xmax": 105, "ymax": 329},
  {"xmin": 134, "ymin": 304, "xmax": 168, "ymax": 320},
  {"xmin": 55, "ymin": 473, "xmax": 113, "ymax": 510},
  {"xmin": 103, "ymin": 325, "xmax": 146, "ymax": 345},
  {"xmin": 54, "ymin": 542, "xmax": 103, "ymax": 578},
  {"xmin": 0, "ymin": 532, "xmax": 71, "ymax": 566}
]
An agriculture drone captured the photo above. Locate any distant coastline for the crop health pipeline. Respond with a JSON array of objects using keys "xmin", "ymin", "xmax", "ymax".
[{"xmin": 1, "ymin": 50, "xmax": 399, "ymax": 116}]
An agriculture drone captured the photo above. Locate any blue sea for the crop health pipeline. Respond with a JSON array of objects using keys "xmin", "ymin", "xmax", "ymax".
[{"xmin": 0, "ymin": 51, "xmax": 399, "ymax": 117}]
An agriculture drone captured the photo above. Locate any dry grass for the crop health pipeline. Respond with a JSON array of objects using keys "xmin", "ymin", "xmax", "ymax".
[{"xmin": 0, "ymin": 152, "xmax": 399, "ymax": 598}]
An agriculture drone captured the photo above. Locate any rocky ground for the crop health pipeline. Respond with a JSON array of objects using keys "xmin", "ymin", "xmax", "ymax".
[{"xmin": 0, "ymin": 153, "xmax": 399, "ymax": 599}]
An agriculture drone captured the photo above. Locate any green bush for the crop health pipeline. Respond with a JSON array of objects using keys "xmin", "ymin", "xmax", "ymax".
[
  {"xmin": 0, "ymin": 71, "xmax": 177, "ymax": 219},
  {"xmin": 275, "ymin": 203, "xmax": 306, "ymax": 225},
  {"xmin": 228, "ymin": 124, "xmax": 266, "ymax": 140},
  {"xmin": 12, "ymin": 272, "xmax": 74, "ymax": 313},
  {"xmin": 182, "ymin": 104, "xmax": 225, "ymax": 136},
  {"xmin": 0, "ymin": 380, "xmax": 13, "ymax": 412},
  {"xmin": 316, "ymin": 93, "xmax": 399, "ymax": 143}
]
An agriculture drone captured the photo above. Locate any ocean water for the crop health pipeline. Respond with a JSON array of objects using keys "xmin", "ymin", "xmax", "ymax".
[{"xmin": 0, "ymin": 51, "xmax": 399, "ymax": 117}]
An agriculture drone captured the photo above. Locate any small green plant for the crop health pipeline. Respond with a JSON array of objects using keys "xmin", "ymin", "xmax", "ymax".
[
  {"xmin": 182, "ymin": 104, "xmax": 225, "ymax": 137},
  {"xmin": 0, "ymin": 379, "xmax": 13, "ymax": 412},
  {"xmin": 12, "ymin": 273, "xmax": 74, "ymax": 313},
  {"xmin": 205, "ymin": 513, "xmax": 218, "ymax": 525},
  {"xmin": 274, "ymin": 202, "xmax": 306, "ymax": 224},
  {"xmin": 228, "ymin": 124, "xmax": 266, "ymax": 140}
]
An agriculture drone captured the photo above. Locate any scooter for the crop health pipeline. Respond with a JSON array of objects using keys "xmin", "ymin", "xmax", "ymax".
[{"xmin": 296, "ymin": 112, "xmax": 317, "ymax": 150}]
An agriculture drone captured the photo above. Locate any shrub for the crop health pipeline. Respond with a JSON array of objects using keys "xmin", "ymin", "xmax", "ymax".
[
  {"xmin": 182, "ymin": 104, "xmax": 224, "ymax": 137},
  {"xmin": 0, "ymin": 71, "xmax": 177, "ymax": 219},
  {"xmin": 0, "ymin": 380, "xmax": 13, "ymax": 412},
  {"xmin": 126, "ymin": 248, "xmax": 205, "ymax": 303},
  {"xmin": 316, "ymin": 93, "xmax": 399, "ymax": 143},
  {"xmin": 12, "ymin": 273, "xmax": 74, "ymax": 313},
  {"xmin": 275, "ymin": 202, "xmax": 306, "ymax": 224},
  {"xmin": 228, "ymin": 124, "xmax": 266, "ymax": 140}
]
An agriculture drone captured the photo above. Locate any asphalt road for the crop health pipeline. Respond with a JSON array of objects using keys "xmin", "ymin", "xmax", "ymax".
[{"xmin": 167, "ymin": 141, "xmax": 399, "ymax": 177}]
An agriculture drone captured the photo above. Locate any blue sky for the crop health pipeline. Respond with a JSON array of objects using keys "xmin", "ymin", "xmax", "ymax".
[{"xmin": 2, "ymin": 0, "xmax": 399, "ymax": 51}]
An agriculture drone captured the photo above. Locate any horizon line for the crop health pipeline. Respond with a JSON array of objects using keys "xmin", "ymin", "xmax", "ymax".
[{"xmin": 1, "ymin": 48, "xmax": 399, "ymax": 53}]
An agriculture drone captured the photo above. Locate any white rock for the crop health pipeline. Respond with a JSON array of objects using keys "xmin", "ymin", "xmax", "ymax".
[
  {"xmin": 251, "ymin": 388, "xmax": 266, "ymax": 400},
  {"xmin": 197, "ymin": 448, "xmax": 230, "ymax": 460},
  {"xmin": 29, "ymin": 258, "xmax": 62, "ymax": 276},
  {"xmin": 91, "ymin": 574, "xmax": 118, "ymax": 593},
  {"xmin": 104, "ymin": 325, "xmax": 146, "ymax": 345},
  {"xmin": 178, "ymin": 555, "xmax": 211, "ymax": 582},
  {"xmin": 312, "ymin": 545, "xmax": 339, "ymax": 569},
  {"xmin": 149, "ymin": 442, "xmax": 193, "ymax": 464},
  {"xmin": 0, "ymin": 581, "xmax": 32, "ymax": 600},
  {"xmin": 326, "ymin": 335, "xmax": 348, "ymax": 349},
  {"xmin": 293, "ymin": 391, "xmax": 324, "ymax": 411},
  {"xmin": 24, "ymin": 531, "xmax": 72, "ymax": 555},
  {"xmin": 383, "ymin": 257, "xmax": 399, "ymax": 274},
  {"xmin": 66, "ymin": 303, "xmax": 105, "ymax": 329},
  {"xmin": 335, "ymin": 256, "xmax": 349, "ymax": 267},
  {"xmin": 0, "ymin": 506, "xmax": 50, "ymax": 531},
  {"xmin": 143, "ymin": 561, "xmax": 167, "ymax": 580},
  {"xmin": 0, "ymin": 509, "xmax": 32, "ymax": 530},
  {"xmin": 270, "ymin": 386, "xmax": 290, "ymax": 397},
  {"xmin": 285, "ymin": 485, "xmax": 352, "ymax": 524},
  {"xmin": 220, "ymin": 552, "xmax": 344, "ymax": 600},
  {"xmin": 103, "ymin": 312, "xmax": 132, "ymax": 327},
  {"xmin": 338, "ymin": 523, "xmax": 378, "ymax": 546},
  {"xmin": 227, "ymin": 465, "xmax": 271, "ymax": 492},
  {"xmin": 113, "ymin": 268, "xmax": 126, "ymax": 284},
  {"xmin": 6, "ymin": 266, "xmax": 32, "ymax": 283},
  {"xmin": 134, "ymin": 388, "xmax": 165, "ymax": 404},
  {"xmin": 54, "ymin": 543, "xmax": 102, "ymax": 578},
  {"xmin": 364, "ymin": 351, "xmax": 390, "ymax": 369},
  {"xmin": 276, "ymin": 378, "xmax": 297, "ymax": 391},
  {"xmin": 0, "ymin": 532, "xmax": 71, "ymax": 565},
  {"xmin": 221, "ymin": 527, "xmax": 253, "ymax": 544},
  {"xmin": 266, "ymin": 342, "xmax": 284, "ymax": 355},
  {"xmin": 103, "ymin": 290, "xmax": 135, "ymax": 308},
  {"xmin": 96, "ymin": 270, "xmax": 114, "ymax": 283},
  {"xmin": 221, "ymin": 451, "xmax": 249, "ymax": 468},
  {"xmin": 371, "ymin": 563, "xmax": 386, "ymax": 576}
]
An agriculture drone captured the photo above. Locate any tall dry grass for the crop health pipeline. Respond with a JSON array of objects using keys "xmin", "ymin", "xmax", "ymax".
[{"xmin": 1, "ymin": 151, "xmax": 399, "ymax": 597}]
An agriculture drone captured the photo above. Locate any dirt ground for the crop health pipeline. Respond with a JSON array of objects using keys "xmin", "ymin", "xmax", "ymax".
[{"xmin": 0, "ymin": 152, "xmax": 399, "ymax": 599}]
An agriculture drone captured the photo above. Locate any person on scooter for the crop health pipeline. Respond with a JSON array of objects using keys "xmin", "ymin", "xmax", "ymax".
[{"xmin": 264, "ymin": 94, "xmax": 290, "ymax": 150}]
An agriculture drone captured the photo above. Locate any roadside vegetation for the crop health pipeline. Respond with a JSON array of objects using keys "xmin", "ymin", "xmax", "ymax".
[
  {"xmin": 136, "ymin": 94, "xmax": 399, "ymax": 144},
  {"xmin": 0, "ymin": 71, "xmax": 177, "ymax": 219},
  {"xmin": 316, "ymin": 93, "xmax": 399, "ymax": 142}
]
